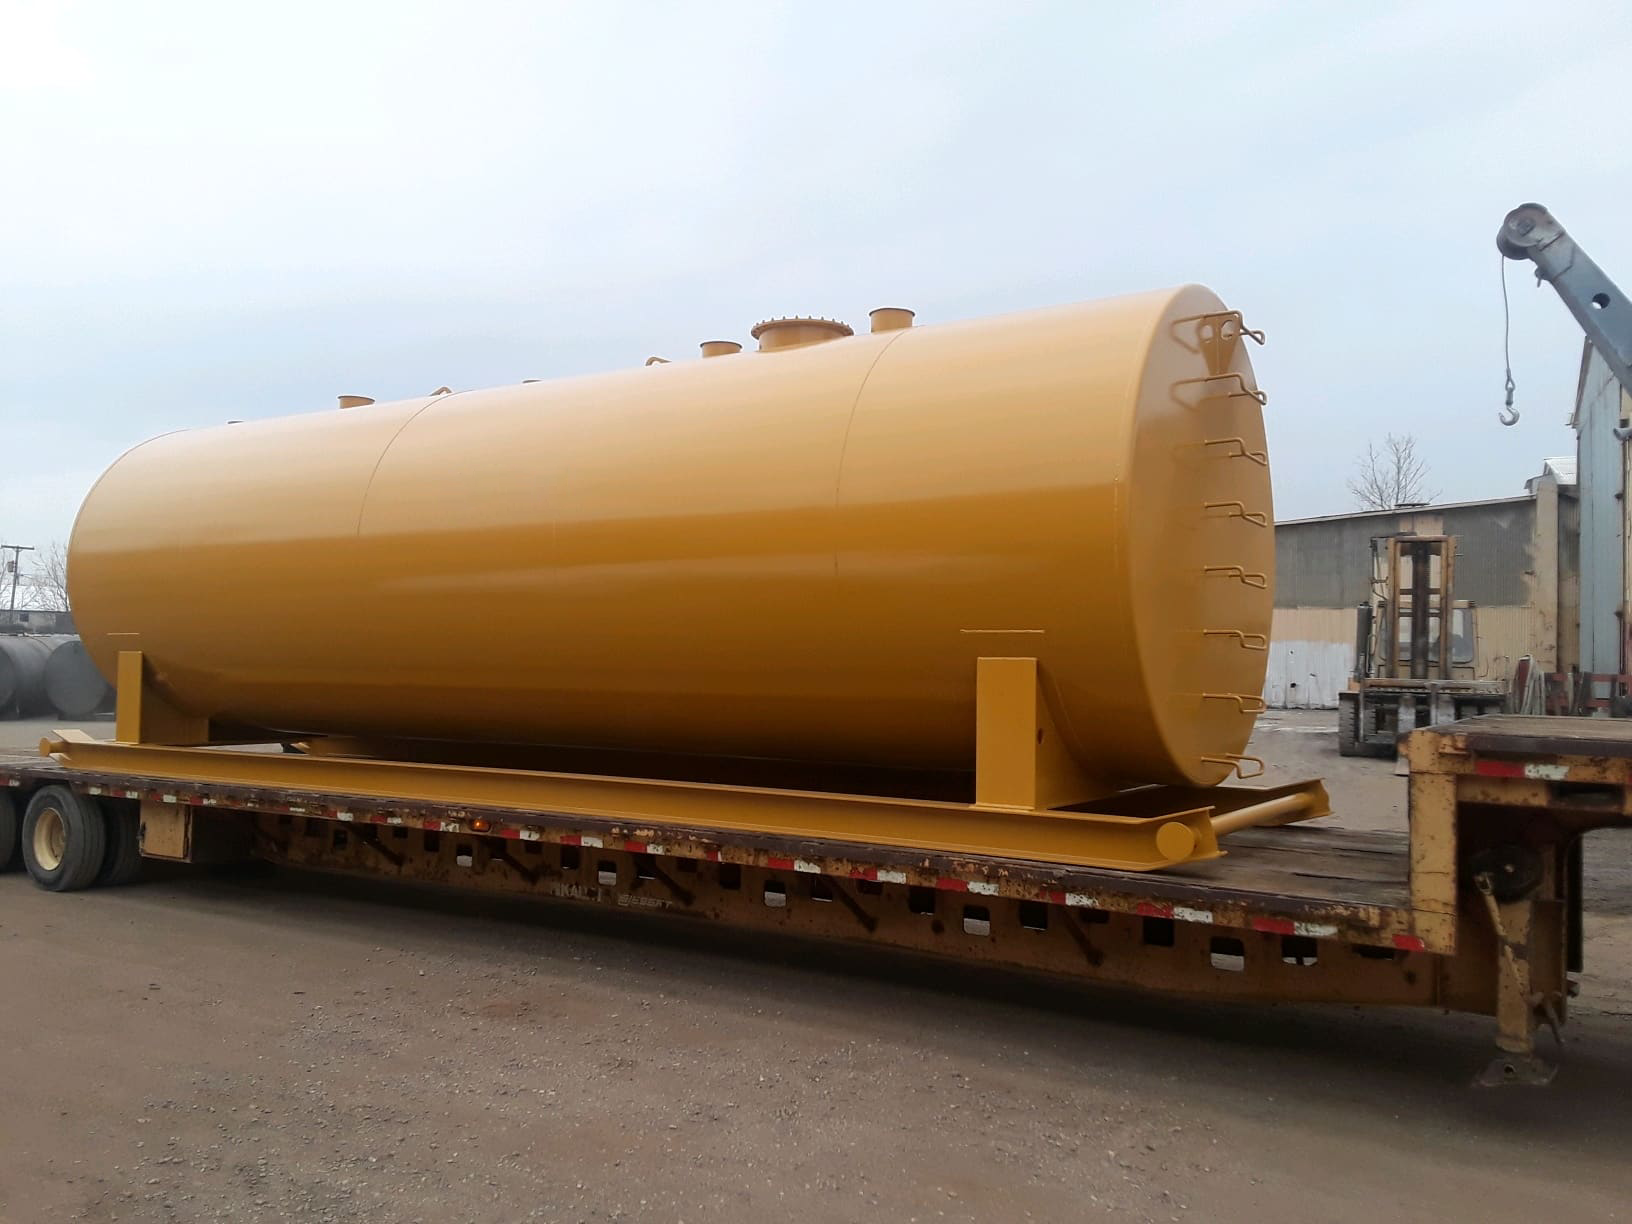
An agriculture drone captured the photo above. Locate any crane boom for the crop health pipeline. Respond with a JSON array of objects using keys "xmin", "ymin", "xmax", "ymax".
[{"xmin": 1498, "ymin": 203, "xmax": 1632, "ymax": 392}]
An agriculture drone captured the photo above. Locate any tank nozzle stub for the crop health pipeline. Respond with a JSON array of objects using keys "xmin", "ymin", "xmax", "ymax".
[
  {"xmin": 337, "ymin": 395, "xmax": 375, "ymax": 409},
  {"xmin": 869, "ymin": 307, "xmax": 915, "ymax": 333},
  {"xmin": 700, "ymin": 340, "xmax": 743, "ymax": 358}
]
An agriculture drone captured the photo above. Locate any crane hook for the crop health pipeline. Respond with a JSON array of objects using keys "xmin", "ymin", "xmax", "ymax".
[{"xmin": 1499, "ymin": 368, "xmax": 1519, "ymax": 426}]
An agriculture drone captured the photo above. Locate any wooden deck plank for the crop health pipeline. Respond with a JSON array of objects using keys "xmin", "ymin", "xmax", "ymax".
[{"xmin": 1449, "ymin": 714, "xmax": 1632, "ymax": 759}]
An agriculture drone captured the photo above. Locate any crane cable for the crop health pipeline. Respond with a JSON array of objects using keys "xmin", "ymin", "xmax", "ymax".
[{"xmin": 1499, "ymin": 254, "xmax": 1519, "ymax": 426}]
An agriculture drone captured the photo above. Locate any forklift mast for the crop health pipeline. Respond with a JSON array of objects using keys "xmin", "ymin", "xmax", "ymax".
[{"xmin": 1361, "ymin": 534, "xmax": 1463, "ymax": 682}]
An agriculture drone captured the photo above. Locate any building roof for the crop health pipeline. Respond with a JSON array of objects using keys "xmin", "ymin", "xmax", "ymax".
[
  {"xmin": 1529, "ymin": 455, "xmax": 1576, "ymax": 489},
  {"xmin": 1277, "ymin": 493, "xmax": 1534, "ymax": 528}
]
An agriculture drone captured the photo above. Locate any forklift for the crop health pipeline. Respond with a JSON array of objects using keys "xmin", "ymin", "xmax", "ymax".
[{"xmin": 1337, "ymin": 534, "xmax": 1508, "ymax": 757}]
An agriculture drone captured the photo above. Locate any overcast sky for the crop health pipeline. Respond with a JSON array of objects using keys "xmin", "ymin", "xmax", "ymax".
[{"xmin": 4, "ymin": 0, "xmax": 1630, "ymax": 572}]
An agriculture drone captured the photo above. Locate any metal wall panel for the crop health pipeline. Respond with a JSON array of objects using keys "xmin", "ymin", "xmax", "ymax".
[
  {"xmin": 1263, "ymin": 605, "xmax": 1536, "ymax": 708},
  {"xmin": 1576, "ymin": 344, "xmax": 1624, "ymax": 675},
  {"xmin": 1275, "ymin": 499, "xmax": 1536, "ymax": 610},
  {"xmin": 1263, "ymin": 608, "xmax": 1354, "ymax": 708}
]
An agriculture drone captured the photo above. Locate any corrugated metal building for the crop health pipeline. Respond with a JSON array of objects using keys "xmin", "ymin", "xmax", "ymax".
[
  {"xmin": 1573, "ymin": 341, "xmax": 1631, "ymax": 680},
  {"xmin": 1266, "ymin": 465, "xmax": 1578, "ymax": 708}
]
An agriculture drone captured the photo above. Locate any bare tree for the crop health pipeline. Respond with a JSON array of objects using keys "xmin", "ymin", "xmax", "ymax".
[
  {"xmin": 1348, "ymin": 434, "xmax": 1438, "ymax": 511},
  {"xmin": 25, "ymin": 541, "xmax": 71, "ymax": 611}
]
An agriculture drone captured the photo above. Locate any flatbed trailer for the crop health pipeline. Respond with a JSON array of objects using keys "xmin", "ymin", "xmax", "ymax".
[{"xmin": 4, "ymin": 714, "xmax": 1630, "ymax": 1085}]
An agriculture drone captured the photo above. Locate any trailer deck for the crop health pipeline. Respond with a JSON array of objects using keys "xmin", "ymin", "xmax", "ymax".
[
  {"xmin": 3, "ymin": 749, "xmax": 1411, "ymax": 948},
  {"xmin": 5, "ymin": 713, "xmax": 1630, "ymax": 1084}
]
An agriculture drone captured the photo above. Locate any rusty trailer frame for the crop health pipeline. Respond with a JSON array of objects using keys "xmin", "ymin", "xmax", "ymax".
[{"xmin": 4, "ymin": 714, "xmax": 1629, "ymax": 1084}]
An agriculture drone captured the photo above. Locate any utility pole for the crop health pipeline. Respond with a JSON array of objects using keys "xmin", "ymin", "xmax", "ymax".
[{"xmin": 1, "ymin": 543, "xmax": 35, "ymax": 620}]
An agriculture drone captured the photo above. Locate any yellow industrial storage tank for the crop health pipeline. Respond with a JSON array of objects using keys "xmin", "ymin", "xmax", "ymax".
[{"xmin": 69, "ymin": 285, "xmax": 1273, "ymax": 792}]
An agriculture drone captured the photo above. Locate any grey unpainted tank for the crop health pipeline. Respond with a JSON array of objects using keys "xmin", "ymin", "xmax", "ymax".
[
  {"xmin": 0, "ymin": 635, "xmax": 74, "ymax": 716},
  {"xmin": 43, "ymin": 638, "xmax": 115, "ymax": 719}
]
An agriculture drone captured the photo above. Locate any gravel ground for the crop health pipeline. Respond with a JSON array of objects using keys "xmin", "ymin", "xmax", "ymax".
[{"xmin": 1, "ymin": 710, "xmax": 1630, "ymax": 1222}]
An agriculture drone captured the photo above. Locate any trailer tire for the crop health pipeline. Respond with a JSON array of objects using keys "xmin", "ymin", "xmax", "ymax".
[
  {"xmin": 1337, "ymin": 693, "xmax": 1361, "ymax": 757},
  {"xmin": 98, "ymin": 803, "xmax": 144, "ymax": 887},
  {"xmin": 0, "ymin": 792, "xmax": 19, "ymax": 871},
  {"xmin": 21, "ymin": 786, "xmax": 108, "ymax": 892}
]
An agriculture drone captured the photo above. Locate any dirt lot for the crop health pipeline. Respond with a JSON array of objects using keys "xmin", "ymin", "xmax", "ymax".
[{"xmin": 2, "ymin": 711, "xmax": 1630, "ymax": 1223}]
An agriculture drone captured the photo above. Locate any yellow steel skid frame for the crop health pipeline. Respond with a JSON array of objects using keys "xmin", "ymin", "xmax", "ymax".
[
  {"xmin": 43, "ymin": 727, "xmax": 1322, "ymax": 874},
  {"xmin": 61, "ymin": 651, "xmax": 1330, "ymax": 874}
]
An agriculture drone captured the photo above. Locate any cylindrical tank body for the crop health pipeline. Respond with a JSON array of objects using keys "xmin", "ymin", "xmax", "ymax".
[
  {"xmin": 69, "ymin": 286, "xmax": 1273, "ymax": 788},
  {"xmin": 43, "ymin": 638, "xmax": 114, "ymax": 718},
  {"xmin": 0, "ymin": 635, "xmax": 72, "ymax": 716}
]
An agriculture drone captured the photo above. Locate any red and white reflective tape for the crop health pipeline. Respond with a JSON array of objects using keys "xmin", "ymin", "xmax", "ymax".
[
  {"xmin": 845, "ymin": 866, "xmax": 908, "ymax": 884},
  {"xmin": 1473, "ymin": 759, "xmax": 1571, "ymax": 781},
  {"xmin": 933, "ymin": 877, "xmax": 998, "ymax": 896},
  {"xmin": 419, "ymin": 817, "xmax": 462, "ymax": 832},
  {"xmin": 761, "ymin": 855, "xmax": 822, "ymax": 873},
  {"xmin": 1041, "ymin": 890, "xmax": 1098, "ymax": 908},
  {"xmin": 1250, "ymin": 916, "xmax": 1339, "ymax": 938}
]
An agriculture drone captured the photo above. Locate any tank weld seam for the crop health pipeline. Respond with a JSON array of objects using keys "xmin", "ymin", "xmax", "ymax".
[
  {"xmin": 830, "ymin": 331, "xmax": 910, "ymax": 575},
  {"xmin": 353, "ymin": 391, "xmax": 474, "ymax": 536},
  {"xmin": 1099, "ymin": 293, "xmax": 1184, "ymax": 779}
]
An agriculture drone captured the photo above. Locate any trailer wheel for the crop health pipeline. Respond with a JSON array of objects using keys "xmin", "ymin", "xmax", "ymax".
[
  {"xmin": 1337, "ymin": 693, "xmax": 1361, "ymax": 757},
  {"xmin": 21, "ymin": 786, "xmax": 108, "ymax": 892},
  {"xmin": 0, "ymin": 792, "xmax": 19, "ymax": 871},
  {"xmin": 98, "ymin": 803, "xmax": 144, "ymax": 887}
]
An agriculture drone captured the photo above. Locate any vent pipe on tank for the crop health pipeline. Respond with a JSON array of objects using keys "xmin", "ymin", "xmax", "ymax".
[
  {"xmin": 750, "ymin": 317, "xmax": 853, "ymax": 352},
  {"xmin": 869, "ymin": 307, "xmax": 915, "ymax": 333},
  {"xmin": 337, "ymin": 395, "xmax": 375, "ymax": 409},
  {"xmin": 700, "ymin": 340, "xmax": 743, "ymax": 358}
]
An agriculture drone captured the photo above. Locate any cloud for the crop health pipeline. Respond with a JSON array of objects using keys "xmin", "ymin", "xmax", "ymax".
[
  {"xmin": 0, "ymin": 1, "xmax": 94, "ymax": 93},
  {"xmin": 1, "ymin": 0, "xmax": 1628, "ymax": 551}
]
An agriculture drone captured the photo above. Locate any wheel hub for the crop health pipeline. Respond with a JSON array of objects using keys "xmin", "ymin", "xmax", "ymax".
[{"xmin": 32, "ymin": 806, "xmax": 66, "ymax": 872}]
